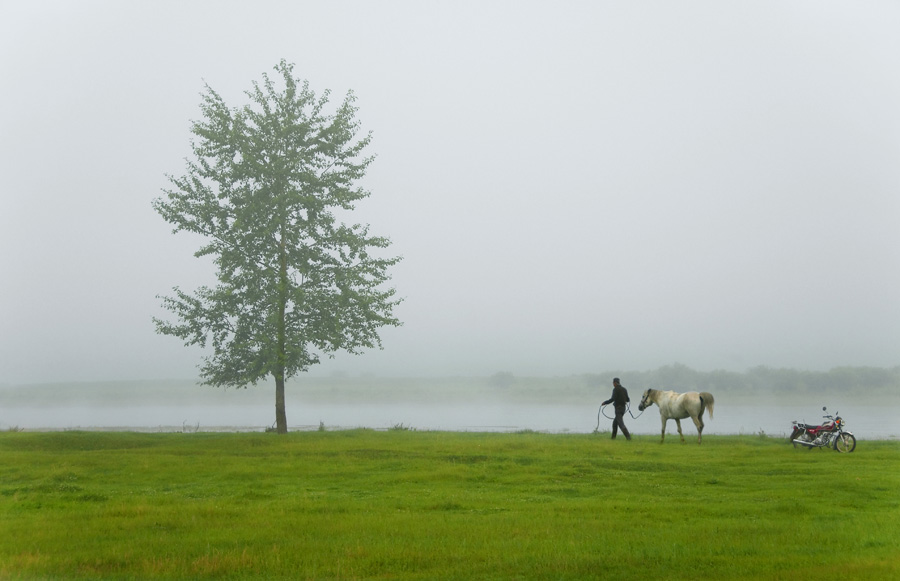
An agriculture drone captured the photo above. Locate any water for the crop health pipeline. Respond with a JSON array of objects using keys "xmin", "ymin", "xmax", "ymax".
[{"xmin": 4, "ymin": 400, "xmax": 898, "ymax": 439}]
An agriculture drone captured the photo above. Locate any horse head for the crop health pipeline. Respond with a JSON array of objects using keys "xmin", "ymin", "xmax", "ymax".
[{"xmin": 638, "ymin": 389, "xmax": 654, "ymax": 411}]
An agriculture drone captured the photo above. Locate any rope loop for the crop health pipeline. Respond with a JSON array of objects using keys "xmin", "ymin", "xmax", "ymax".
[{"xmin": 596, "ymin": 402, "xmax": 645, "ymax": 431}]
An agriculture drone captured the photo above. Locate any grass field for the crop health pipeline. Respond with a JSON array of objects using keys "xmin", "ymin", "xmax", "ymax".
[{"xmin": 1, "ymin": 430, "xmax": 898, "ymax": 580}]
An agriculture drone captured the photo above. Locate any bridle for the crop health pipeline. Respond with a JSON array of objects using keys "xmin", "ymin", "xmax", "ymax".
[{"xmin": 637, "ymin": 389, "xmax": 654, "ymax": 412}]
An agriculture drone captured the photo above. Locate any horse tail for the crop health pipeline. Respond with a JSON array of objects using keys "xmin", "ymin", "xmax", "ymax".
[{"xmin": 699, "ymin": 392, "xmax": 715, "ymax": 420}]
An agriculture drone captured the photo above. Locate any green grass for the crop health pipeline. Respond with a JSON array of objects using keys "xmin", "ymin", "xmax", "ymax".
[{"xmin": 1, "ymin": 431, "xmax": 898, "ymax": 580}]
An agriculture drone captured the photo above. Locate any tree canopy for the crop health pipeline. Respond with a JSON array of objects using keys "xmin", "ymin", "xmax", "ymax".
[{"xmin": 153, "ymin": 60, "xmax": 401, "ymax": 432}]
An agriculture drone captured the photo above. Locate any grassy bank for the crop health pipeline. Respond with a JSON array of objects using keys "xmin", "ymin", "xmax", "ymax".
[{"xmin": 1, "ymin": 431, "xmax": 898, "ymax": 580}]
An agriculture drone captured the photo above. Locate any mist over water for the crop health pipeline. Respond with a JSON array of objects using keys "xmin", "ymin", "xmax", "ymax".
[
  {"xmin": 3, "ymin": 379, "xmax": 897, "ymax": 439},
  {"xmin": 7, "ymin": 403, "xmax": 897, "ymax": 439}
]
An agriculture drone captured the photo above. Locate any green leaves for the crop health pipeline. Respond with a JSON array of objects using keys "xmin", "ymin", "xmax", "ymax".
[{"xmin": 154, "ymin": 60, "xmax": 401, "ymax": 391}]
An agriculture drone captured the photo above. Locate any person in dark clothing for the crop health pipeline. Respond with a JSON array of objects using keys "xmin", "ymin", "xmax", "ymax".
[{"xmin": 602, "ymin": 378, "xmax": 631, "ymax": 440}]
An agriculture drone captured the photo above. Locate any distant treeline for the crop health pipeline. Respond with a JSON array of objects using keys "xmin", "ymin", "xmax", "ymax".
[
  {"xmin": 484, "ymin": 364, "xmax": 900, "ymax": 402},
  {"xmin": 577, "ymin": 364, "xmax": 900, "ymax": 396},
  {"xmin": 3, "ymin": 365, "xmax": 897, "ymax": 408}
]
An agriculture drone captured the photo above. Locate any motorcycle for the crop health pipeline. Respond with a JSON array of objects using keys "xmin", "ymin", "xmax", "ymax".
[{"xmin": 790, "ymin": 407, "xmax": 856, "ymax": 452}]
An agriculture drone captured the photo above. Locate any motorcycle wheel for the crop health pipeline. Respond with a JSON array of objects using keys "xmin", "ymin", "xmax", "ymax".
[
  {"xmin": 792, "ymin": 432, "xmax": 812, "ymax": 449},
  {"xmin": 833, "ymin": 433, "xmax": 856, "ymax": 453}
]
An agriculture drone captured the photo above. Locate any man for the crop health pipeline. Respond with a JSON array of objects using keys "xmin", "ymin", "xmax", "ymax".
[{"xmin": 602, "ymin": 377, "xmax": 631, "ymax": 440}]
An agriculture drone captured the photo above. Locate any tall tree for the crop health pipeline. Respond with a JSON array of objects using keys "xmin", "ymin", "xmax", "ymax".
[{"xmin": 153, "ymin": 60, "xmax": 401, "ymax": 433}]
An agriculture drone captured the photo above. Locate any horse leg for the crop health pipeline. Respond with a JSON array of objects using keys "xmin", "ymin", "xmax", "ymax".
[
  {"xmin": 659, "ymin": 417, "xmax": 667, "ymax": 444},
  {"xmin": 675, "ymin": 419, "xmax": 684, "ymax": 443},
  {"xmin": 692, "ymin": 414, "xmax": 704, "ymax": 444}
]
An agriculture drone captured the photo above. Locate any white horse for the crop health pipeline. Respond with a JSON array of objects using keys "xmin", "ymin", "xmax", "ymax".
[{"xmin": 638, "ymin": 389, "xmax": 715, "ymax": 444}]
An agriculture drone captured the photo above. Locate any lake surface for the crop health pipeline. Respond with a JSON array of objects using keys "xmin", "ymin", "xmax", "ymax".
[{"xmin": 4, "ymin": 400, "xmax": 898, "ymax": 439}]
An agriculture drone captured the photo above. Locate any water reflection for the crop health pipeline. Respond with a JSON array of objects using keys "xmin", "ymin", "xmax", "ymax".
[{"xmin": 5, "ymin": 401, "xmax": 897, "ymax": 439}]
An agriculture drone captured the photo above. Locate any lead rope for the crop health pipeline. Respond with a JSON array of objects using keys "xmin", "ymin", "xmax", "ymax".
[
  {"xmin": 628, "ymin": 403, "xmax": 645, "ymax": 420},
  {"xmin": 596, "ymin": 400, "xmax": 646, "ymax": 431}
]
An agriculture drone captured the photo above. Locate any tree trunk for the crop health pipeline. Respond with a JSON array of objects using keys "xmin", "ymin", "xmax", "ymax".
[
  {"xmin": 274, "ymin": 227, "xmax": 289, "ymax": 434},
  {"xmin": 274, "ymin": 373, "xmax": 288, "ymax": 434}
]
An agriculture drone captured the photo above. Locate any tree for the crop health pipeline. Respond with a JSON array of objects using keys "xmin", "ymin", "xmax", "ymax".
[{"xmin": 153, "ymin": 60, "xmax": 402, "ymax": 433}]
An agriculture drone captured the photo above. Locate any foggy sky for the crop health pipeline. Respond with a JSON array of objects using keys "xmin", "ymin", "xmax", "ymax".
[{"xmin": 2, "ymin": 1, "xmax": 899, "ymax": 385}]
